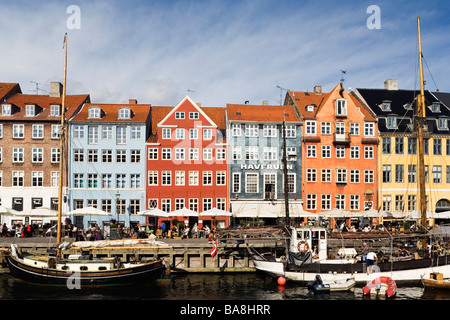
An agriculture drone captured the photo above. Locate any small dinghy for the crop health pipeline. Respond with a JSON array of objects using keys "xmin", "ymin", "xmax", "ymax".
[
  {"xmin": 421, "ymin": 272, "xmax": 450, "ymax": 290},
  {"xmin": 363, "ymin": 276, "xmax": 397, "ymax": 298},
  {"xmin": 307, "ymin": 274, "xmax": 355, "ymax": 293}
]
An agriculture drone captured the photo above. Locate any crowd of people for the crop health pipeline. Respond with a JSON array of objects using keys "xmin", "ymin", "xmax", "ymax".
[{"xmin": 1, "ymin": 223, "xmax": 34, "ymax": 238}]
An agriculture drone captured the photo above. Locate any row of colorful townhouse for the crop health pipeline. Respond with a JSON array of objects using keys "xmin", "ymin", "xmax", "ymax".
[{"xmin": 1, "ymin": 79, "xmax": 449, "ymax": 231}]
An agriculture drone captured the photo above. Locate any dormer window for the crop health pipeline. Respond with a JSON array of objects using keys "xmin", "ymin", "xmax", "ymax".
[
  {"xmin": 386, "ymin": 116, "xmax": 397, "ymax": 129},
  {"xmin": 88, "ymin": 107, "xmax": 101, "ymax": 119},
  {"xmin": 306, "ymin": 104, "xmax": 315, "ymax": 112},
  {"xmin": 432, "ymin": 102, "xmax": 441, "ymax": 113},
  {"xmin": 403, "ymin": 103, "xmax": 412, "ymax": 110},
  {"xmin": 335, "ymin": 99, "xmax": 347, "ymax": 117},
  {"xmin": 50, "ymin": 105, "xmax": 61, "ymax": 117},
  {"xmin": 118, "ymin": 107, "xmax": 131, "ymax": 119},
  {"xmin": 1, "ymin": 104, "xmax": 11, "ymax": 116},
  {"xmin": 25, "ymin": 104, "xmax": 35, "ymax": 116},
  {"xmin": 381, "ymin": 101, "xmax": 392, "ymax": 111},
  {"xmin": 438, "ymin": 117, "xmax": 448, "ymax": 130}
]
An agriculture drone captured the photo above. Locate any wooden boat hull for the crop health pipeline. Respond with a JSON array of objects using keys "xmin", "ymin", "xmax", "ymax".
[
  {"xmin": 421, "ymin": 276, "xmax": 450, "ymax": 290},
  {"xmin": 6, "ymin": 254, "xmax": 165, "ymax": 287}
]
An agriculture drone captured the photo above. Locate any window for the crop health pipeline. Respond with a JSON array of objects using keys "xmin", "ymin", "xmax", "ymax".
[
  {"xmin": 382, "ymin": 195, "xmax": 391, "ymax": 211},
  {"xmin": 395, "ymin": 137, "xmax": 404, "ymax": 154},
  {"xmin": 189, "ymin": 112, "xmax": 199, "ymax": 119},
  {"xmin": 148, "ymin": 170, "xmax": 158, "ymax": 185},
  {"xmin": 148, "ymin": 199, "xmax": 158, "ymax": 209},
  {"xmin": 32, "ymin": 125, "xmax": 44, "ymax": 139},
  {"xmin": 350, "ymin": 170, "xmax": 360, "ymax": 183},
  {"xmin": 73, "ymin": 125, "xmax": 84, "ymax": 139},
  {"xmin": 306, "ymin": 194, "xmax": 317, "ymax": 210},
  {"xmin": 131, "ymin": 126, "xmax": 141, "ymax": 139},
  {"xmin": 321, "ymin": 169, "xmax": 331, "ymax": 182},
  {"xmin": 51, "ymin": 171, "xmax": 59, "ymax": 187},
  {"xmin": 350, "ymin": 123, "xmax": 359, "ymax": 135},
  {"xmin": 447, "ymin": 166, "xmax": 450, "ymax": 184},
  {"xmin": 175, "ymin": 171, "xmax": 185, "ymax": 185},
  {"xmin": 50, "ymin": 105, "xmax": 60, "ymax": 117},
  {"xmin": 0, "ymin": 124, "xmax": 2, "ymax": 138},
  {"xmin": 74, "ymin": 149, "xmax": 84, "ymax": 162},
  {"xmin": 364, "ymin": 170, "xmax": 374, "ymax": 183},
  {"xmin": 232, "ymin": 146, "xmax": 241, "ymax": 160},
  {"xmin": 432, "ymin": 102, "xmax": 441, "ymax": 113},
  {"xmin": 407, "ymin": 165, "xmax": 416, "ymax": 184},
  {"xmin": 162, "ymin": 128, "xmax": 171, "ymax": 139},
  {"xmin": 102, "ymin": 150, "xmax": 112, "ymax": 163},
  {"xmin": 305, "ymin": 121, "xmax": 316, "ymax": 135},
  {"xmin": 350, "ymin": 146, "xmax": 359, "ymax": 159},
  {"xmin": 32, "ymin": 171, "xmax": 43, "ymax": 187},
  {"xmin": 263, "ymin": 147, "xmax": 277, "ymax": 161},
  {"xmin": 116, "ymin": 174, "xmax": 126, "ymax": 189},
  {"xmin": 175, "ymin": 128, "xmax": 185, "ymax": 140},
  {"xmin": 216, "ymin": 148, "xmax": 226, "ymax": 160},
  {"xmin": 232, "ymin": 124, "xmax": 241, "ymax": 136},
  {"xmin": 148, "ymin": 148, "xmax": 158, "ymax": 160},
  {"xmin": 364, "ymin": 122, "xmax": 375, "ymax": 137},
  {"xmin": 381, "ymin": 101, "xmax": 391, "ymax": 111},
  {"xmin": 306, "ymin": 145, "xmax": 316, "ymax": 158},
  {"xmin": 102, "ymin": 126, "xmax": 112, "ymax": 139},
  {"xmin": 175, "ymin": 148, "xmax": 185, "ymax": 161},
  {"xmin": 13, "ymin": 124, "xmax": 24, "ymax": 139},
  {"xmin": 189, "ymin": 148, "xmax": 199, "ymax": 161},
  {"xmin": 382, "ymin": 137, "xmax": 391, "ymax": 154},
  {"xmin": 88, "ymin": 107, "xmax": 101, "ymax": 119},
  {"xmin": 203, "ymin": 198, "xmax": 213, "ymax": 212},
  {"xmin": 336, "ymin": 194, "xmax": 345, "ymax": 209},
  {"xmin": 12, "ymin": 171, "xmax": 24, "ymax": 187},
  {"xmin": 203, "ymin": 148, "xmax": 213, "ymax": 160},
  {"xmin": 116, "ymin": 126, "xmax": 127, "ymax": 144},
  {"xmin": 350, "ymin": 195, "xmax": 360, "ymax": 211},
  {"xmin": 175, "ymin": 199, "xmax": 185, "ymax": 210},
  {"xmin": 203, "ymin": 171, "xmax": 212, "ymax": 185},
  {"xmin": 130, "ymin": 150, "xmax": 141, "ymax": 163},
  {"xmin": 321, "ymin": 122, "xmax": 331, "ymax": 135},
  {"xmin": 162, "ymin": 148, "xmax": 171, "ymax": 160},
  {"xmin": 203, "ymin": 129, "xmax": 212, "ymax": 140},
  {"xmin": 364, "ymin": 146, "xmax": 374, "ymax": 159},
  {"xmin": 0, "ymin": 148, "xmax": 2, "ymax": 162},
  {"xmin": 433, "ymin": 165, "xmax": 442, "ymax": 183},
  {"xmin": 233, "ymin": 173, "xmax": 241, "ymax": 193},
  {"xmin": 13, "ymin": 148, "xmax": 24, "ymax": 163},
  {"xmin": 336, "ymin": 169, "xmax": 347, "ymax": 183},
  {"xmin": 408, "ymin": 138, "xmax": 416, "ymax": 155},
  {"xmin": 408, "ymin": 195, "xmax": 416, "ymax": 211},
  {"xmin": 321, "ymin": 145, "xmax": 331, "ymax": 158},
  {"xmin": 175, "ymin": 112, "xmax": 185, "ymax": 119},
  {"xmin": 118, "ymin": 108, "xmax": 131, "ymax": 119},
  {"xmin": 245, "ymin": 125, "xmax": 258, "ymax": 137},
  {"xmin": 102, "ymin": 174, "xmax": 112, "ymax": 188},
  {"xmin": 189, "ymin": 199, "xmax": 198, "ymax": 212},
  {"xmin": 395, "ymin": 164, "xmax": 404, "ymax": 183},
  {"xmin": 189, "ymin": 171, "xmax": 199, "ymax": 185},
  {"xmin": 25, "ymin": 104, "xmax": 35, "ymax": 116},
  {"xmin": 306, "ymin": 169, "xmax": 317, "ymax": 182},
  {"xmin": 217, "ymin": 198, "xmax": 226, "ymax": 211},
  {"xmin": 73, "ymin": 173, "xmax": 84, "ymax": 188},
  {"xmin": 162, "ymin": 171, "xmax": 172, "ymax": 185},
  {"xmin": 386, "ymin": 116, "xmax": 397, "ymax": 129},
  {"xmin": 130, "ymin": 174, "xmax": 141, "ymax": 188},
  {"xmin": 382, "ymin": 165, "xmax": 391, "ymax": 183},
  {"xmin": 32, "ymin": 148, "xmax": 43, "ymax": 163},
  {"xmin": 88, "ymin": 150, "xmax": 98, "ymax": 163},
  {"xmin": 102, "ymin": 200, "xmax": 112, "ymax": 213},
  {"xmin": 216, "ymin": 171, "xmax": 226, "ymax": 185},
  {"xmin": 2, "ymin": 104, "xmax": 11, "ymax": 116},
  {"xmin": 116, "ymin": 150, "xmax": 126, "ymax": 163},
  {"xmin": 161, "ymin": 199, "xmax": 171, "ymax": 213},
  {"xmin": 51, "ymin": 125, "xmax": 61, "ymax": 139},
  {"xmin": 263, "ymin": 125, "xmax": 277, "ymax": 137},
  {"xmin": 336, "ymin": 146, "xmax": 345, "ymax": 158},
  {"xmin": 434, "ymin": 139, "xmax": 442, "ymax": 155},
  {"xmin": 87, "ymin": 174, "xmax": 99, "ymax": 188},
  {"xmin": 88, "ymin": 126, "xmax": 99, "ymax": 144},
  {"xmin": 285, "ymin": 125, "xmax": 296, "ymax": 138},
  {"xmin": 189, "ymin": 129, "xmax": 198, "ymax": 139},
  {"xmin": 321, "ymin": 194, "xmax": 331, "ymax": 210},
  {"xmin": 335, "ymin": 99, "xmax": 347, "ymax": 116},
  {"xmin": 395, "ymin": 195, "xmax": 404, "ymax": 212},
  {"xmin": 117, "ymin": 199, "xmax": 127, "ymax": 214},
  {"xmin": 287, "ymin": 173, "xmax": 295, "ymax": 193},
  {"xmin": 245, "ymin": 173, "xmax": 259, "ymax": 193}
]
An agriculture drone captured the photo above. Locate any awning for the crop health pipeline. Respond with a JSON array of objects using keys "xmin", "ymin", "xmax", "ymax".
[
  {"xmin": 67, "ymin": 207, "xmax": 111, "ymax": 216},
  {"xmin": 200, "ymin": 207, "xmax": 232, "ymax": 217},
  {"xmin": 170, "ymin": 207, "xmax": 198, "ymax": 217},
  {"xmin": 231, "ymin": 200, "xmax": 313, "ymax": 218},
  {"xmin": 137, "ymin": 208, "xmax": 171, "ymax": 217}
]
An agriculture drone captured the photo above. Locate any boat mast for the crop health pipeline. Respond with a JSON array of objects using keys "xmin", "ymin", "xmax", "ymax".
[
  {"xmin": 416, "ymin": 17, "xmax": 428, "ymax": 253},
  {"xmin": 56, "ymin": 33, "xmax": 68, "ymax": 258},
  {"xmin": 282, "ymin": 121, "xmax": 291, "ymax": 227}
]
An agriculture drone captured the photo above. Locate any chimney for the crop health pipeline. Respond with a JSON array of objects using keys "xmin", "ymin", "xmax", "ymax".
[
  {"xmin": 49, "ymin": 82, "xmax": 63, "ymax": 97},
  {"xmin": 384, "ymin": 79, "xmax": 398, "ymax": 91},
  {"xmin": 314, "ymin": 85, "xmax": 322, "ymax": 95},
  {"xmin": 129, "ymin": 99, "xmax": 138, "ymax": 104}
]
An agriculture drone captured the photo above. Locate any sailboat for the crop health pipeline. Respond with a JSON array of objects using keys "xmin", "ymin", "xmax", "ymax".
[
  {"xmin": 252, "ymin": 17, "xmax": 450, "ymax": 285},
  {"xmin": 5, "ymin": 34, "xmax": 165, "ymax": 287}
]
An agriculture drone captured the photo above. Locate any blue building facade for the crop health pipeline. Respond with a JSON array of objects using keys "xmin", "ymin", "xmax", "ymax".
[
  {"xmin": 67, "ymin": 102, "xmax": 151, "ymax": 229},
  {"xmin": 226, "ymin": 104, "xmax": 303, "ymax": 223}
]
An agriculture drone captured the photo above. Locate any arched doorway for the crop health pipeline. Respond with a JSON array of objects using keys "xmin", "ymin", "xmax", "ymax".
[{"xmin": 435, "ymin": 199, "xmax": 450, "ymax": 213}]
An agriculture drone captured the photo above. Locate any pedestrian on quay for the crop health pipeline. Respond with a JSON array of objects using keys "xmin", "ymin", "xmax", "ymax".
[
  {"xmin": 366, "ymin": 251, "xmax": 378, "ymax": 274},
  {"xmin": 2, "ymin": 223, "xmax": 7, "ymax": 237},
  {"xmin": 361, "ymin": 242, "xmax": 369, "ymax": 262}
]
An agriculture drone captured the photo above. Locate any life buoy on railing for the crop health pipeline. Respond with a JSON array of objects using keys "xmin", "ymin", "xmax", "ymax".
[{"xmin": 297, "ymin": 241, "xmax": 309, "ymax": 253}]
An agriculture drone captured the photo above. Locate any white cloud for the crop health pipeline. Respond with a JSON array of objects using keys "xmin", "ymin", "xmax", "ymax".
[{"xmin": 2, "ymin": 0, "xmax": 450, "ymax": 106}]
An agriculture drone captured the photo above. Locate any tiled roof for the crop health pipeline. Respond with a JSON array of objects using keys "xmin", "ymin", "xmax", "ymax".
[
  {"xmin": 0, "ymin": 83, "xmax": 21, "ymax": 101},
  {"xmin": 226, "ymin": 104, "xmax": 301, "ymax": 123},
  {"xmin": 147, "ymin": 106, "xmax": 172, "ymax": 143},
  {"xmin": 72, "ymin": 102, "xmax": 151, "ymax": 123},
  {"xmin": 355, "ymin": 88, "xmax": 448, "ymax": 133},
  {"xmin": 0, "ymin": 92, "xmax": 90, "ymax": 120}
]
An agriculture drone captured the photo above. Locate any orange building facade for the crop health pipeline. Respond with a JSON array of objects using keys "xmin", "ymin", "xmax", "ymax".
[{"xmin": 285, "ymin": 84, "xmax": 379, "ymax": 227}]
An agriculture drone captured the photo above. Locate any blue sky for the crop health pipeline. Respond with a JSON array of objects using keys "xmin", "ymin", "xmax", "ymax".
[{"xmin": 1, "ymin": 0, "xmax": 450, "ymax": 106}]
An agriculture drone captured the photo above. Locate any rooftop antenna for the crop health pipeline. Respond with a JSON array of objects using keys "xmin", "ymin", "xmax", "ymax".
[
  {"xmin": 30, "ymin": 81, "xmax": 48, "ymax": 95},
  {"xmin": 277, "ymin": 85, "xmax": 286, "ymax": 105},
  {"xmin": 340, "ymin": 70, "xmax": 347, "ymax": 84},
  {"xmin": 187, "ymin": 89, "xmax": 196, "ymax": 95}
]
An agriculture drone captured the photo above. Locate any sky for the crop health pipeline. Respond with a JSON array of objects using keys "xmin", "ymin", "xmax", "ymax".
[{"xmin": 1, "ymin": 0, "xmax": 450, "ymax": 107}]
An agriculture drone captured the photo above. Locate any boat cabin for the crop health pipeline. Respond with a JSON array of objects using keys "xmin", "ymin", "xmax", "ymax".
[{"xmin": 289, "ymin": 226, "xmax": 327, "ymax": 260}]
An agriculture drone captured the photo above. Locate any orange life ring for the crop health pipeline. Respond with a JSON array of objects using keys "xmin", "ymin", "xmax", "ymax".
[{"xmin": 297, "ymin": 241, "xmax": 309, "ymax": 253}]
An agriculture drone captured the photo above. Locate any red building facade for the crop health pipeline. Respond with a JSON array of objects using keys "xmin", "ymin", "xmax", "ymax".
[{"xmin": 146, "ymin": 96, "xmax": 229, "ymax": 231}]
